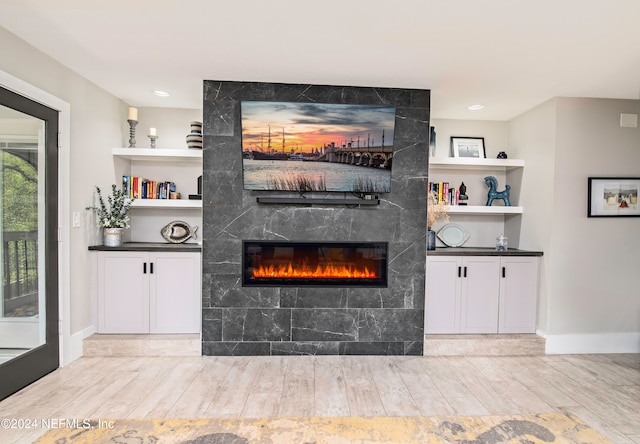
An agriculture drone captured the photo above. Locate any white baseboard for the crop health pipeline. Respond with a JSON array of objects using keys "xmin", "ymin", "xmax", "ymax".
[
  {"xmin": 545, "ymin": 332, "xmax": 640, "ymax": 354},
  {"xmin": 61, "ymin": 325, "xmax": 95, "ymax": 367}
]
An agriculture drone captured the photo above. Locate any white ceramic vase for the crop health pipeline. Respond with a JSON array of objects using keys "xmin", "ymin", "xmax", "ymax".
[{"xmin": 103, "ymin": 227, "xmax": 123, "ymax": 247}]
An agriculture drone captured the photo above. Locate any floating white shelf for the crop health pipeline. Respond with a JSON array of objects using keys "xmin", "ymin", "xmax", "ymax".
[
  {"xmin": 430, "ymin": 157, "xmax": 524, "ymax": 170},
  {"xmin": 448, "ymin": 205, "xmax": 523, "ymax": 215},
  {"xmin": 112, "ymin": 148, "xmax": 202, "ymax": 162},
  {"xmin": 130, "ymin": 199, "xmax": 202, "ymax": 209}
]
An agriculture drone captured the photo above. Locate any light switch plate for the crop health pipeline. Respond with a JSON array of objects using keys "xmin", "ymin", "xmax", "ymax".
[{"xmin": 620, "ymin": 113, "xmax": 638, "ymax": 128}]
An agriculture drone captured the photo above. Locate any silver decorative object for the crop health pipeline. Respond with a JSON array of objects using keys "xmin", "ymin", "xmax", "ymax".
[
  {"xmin": 160, "ymin": 220, "xmax": 198, "ymax": 244},
  {"xmin": 148, "ymin": 134, "xmax": 158, "ymax": 148},
  {"xmin": 127, "ymin": 119, "xmax": 138, "ymax": 148}
]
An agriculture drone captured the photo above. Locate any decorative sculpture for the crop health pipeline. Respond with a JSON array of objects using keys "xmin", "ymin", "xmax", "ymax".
[
  {"xmin": 458, "ymin": 182, "xmax": 468, "ymax": 206},
  {"xmin": 484, "ymin": 176, "xmax": 511, "ymax": 206},
  {"xmin": 161, "ymin": 220, "xmax": 198, "ymax": 244}
]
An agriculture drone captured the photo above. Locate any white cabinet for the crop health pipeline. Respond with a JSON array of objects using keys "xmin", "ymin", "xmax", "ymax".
[
  {"xmin": 498, "ymin": 256, "xmax": 539, "ymax": 333},
  {"xmin": 97, "ymin": 251, "xmax": 201, "ymax": 334},
  {"xmin": 425, "ymin": 255, "xmax": 539, "ymax": 334},
  {"xmin": 461, "ymin": 257, "xmax": 501, "ymax": 333}
]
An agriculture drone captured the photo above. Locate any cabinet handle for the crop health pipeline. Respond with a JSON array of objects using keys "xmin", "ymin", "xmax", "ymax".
[
  {"xmin": 458, "ymin": 266, "xmax": 461, "ymax": 277},
  {"xmin": 463, "ymin": 266, "xmax": 467, "ymax": 278},
  {"xmin": 502, "ymin": 267, "xmax": 506, "ymax": 278},
  {"xmin": 143, "ymin": 262, "xmax": 147, "ymax": 274},
  {"xmin": 150, "ymin": 262, "xmax": 154, "ymax": 274}
]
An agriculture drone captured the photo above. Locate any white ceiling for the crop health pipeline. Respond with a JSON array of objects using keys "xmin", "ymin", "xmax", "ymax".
[{"xmin": 2, "ymin": 0, "xmax": 640, "ymax": 120}]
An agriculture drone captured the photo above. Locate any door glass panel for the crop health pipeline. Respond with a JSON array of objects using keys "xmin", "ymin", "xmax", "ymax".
[{"xmin": 0, "ymin": 104, "xmax": 45, "ymax": 363}]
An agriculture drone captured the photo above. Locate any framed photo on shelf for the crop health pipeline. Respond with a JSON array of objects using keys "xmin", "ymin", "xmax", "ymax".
[
  {"xmin": 450, "ymin": 137, "xmax": 486, "ymax": 158},
  {"xmin": 588, "ymin": 177, "xmax": 640, "ymax": 217}
]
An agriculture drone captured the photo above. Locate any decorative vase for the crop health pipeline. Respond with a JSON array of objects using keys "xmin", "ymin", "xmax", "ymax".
[
  {"xmin": 427, "ymin": 229, "xmax": 436, "ymax": 251},
  {"xmin": 186, "ymin": 121, "xmax": 203, "ymax": 149},
  {"xmin": 103, "ymin": 228, "xmax": 124, "ymax": 247}
]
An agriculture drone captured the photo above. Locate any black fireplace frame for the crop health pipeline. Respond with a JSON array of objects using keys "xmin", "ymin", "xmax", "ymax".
[{"xmin": 242, "ymin": 240, "xmax": 389, "ymax": 288}]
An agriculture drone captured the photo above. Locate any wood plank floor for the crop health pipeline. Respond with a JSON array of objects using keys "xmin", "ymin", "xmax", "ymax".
[{"xmin": 0, "ymin": 354, "xmax": 638, "ymax": 443}]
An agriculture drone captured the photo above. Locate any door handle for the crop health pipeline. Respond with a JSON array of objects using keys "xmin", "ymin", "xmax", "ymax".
[
  {"xmin": 150, "ymin": 262, "xmax": 154, "ymax": 274},
  {"xmin": 463, "ymin": 266, "xmax": 467, "ymax": 278},
  {"xmin": 502, "ymin": 267, "xmax": 506, "ymax": 278},
  {"xmin": 458, "ymin": 266, "xmax": 461, "ymax": 277},
  {"xmin": 143, "ymin": 262, "xmax": 147, "ymax": 274}
]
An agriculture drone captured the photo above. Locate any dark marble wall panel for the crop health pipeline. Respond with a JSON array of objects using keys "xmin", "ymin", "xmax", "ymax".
[
  {"xmin": 339, "ymin": 341, "xmax": 405, "ymax": 355},
  {"xmin": 202, "ymin": 341, "xmax": 271, "ymax": 356},
  {"xmin": 202, "ymin": 80, "xmax": 429, "ymax": 355},
  {"xmin": 280, "ymin": 287, "xmax": 348, "ymax": 309},
  {"xmin": 357, "ymin": 309, "xmax": 424, "ymax": 342},
  {"xmin": 292, "ymin": 309, "xmax": 359, "ymax": 341},
  {"xmin": 271, "ymin": 341, "xmax": 340, "ymax": 356},
  {"xmin": 222, "ymin": 308, "xmax": 291, "ymax": 341}
]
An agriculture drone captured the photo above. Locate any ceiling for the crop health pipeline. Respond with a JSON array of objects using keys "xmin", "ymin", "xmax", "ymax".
[{"xmin": 2, "ymin": 0, "xmax": 640, "ymax": 121}]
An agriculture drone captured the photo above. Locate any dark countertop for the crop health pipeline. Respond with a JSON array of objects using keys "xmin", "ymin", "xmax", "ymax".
[
  {"xmin": 89, "ymin": 242, "xmax": 201, "ymax": 252},
  {"xmin": 428, "ymin": 247, "xmax": 543, "ymax": 256}
]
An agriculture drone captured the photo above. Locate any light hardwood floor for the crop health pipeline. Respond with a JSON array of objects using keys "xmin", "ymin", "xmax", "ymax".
[{"xmin": 0, "ymin": 354, "xmax": 638, "ymax": 443}]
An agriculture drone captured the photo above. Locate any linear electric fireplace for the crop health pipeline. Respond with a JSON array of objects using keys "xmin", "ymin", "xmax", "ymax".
[{"xmin": 243, "ymin": 241, "xmax": 388, "ymax": 287}]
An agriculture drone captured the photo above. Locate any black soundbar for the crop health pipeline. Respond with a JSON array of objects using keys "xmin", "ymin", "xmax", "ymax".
[{"xmin": 256, "ymin": 197, "xmax": 380, "ymax": 206}]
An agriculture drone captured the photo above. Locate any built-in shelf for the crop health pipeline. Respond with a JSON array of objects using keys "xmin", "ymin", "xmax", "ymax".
[
  {"xmin": 256, "ymin": 196, "xmax": 380, "ymax": 206},
  {"xmin": 447, "ymin": 205, "xmax": 523, "ymax": 215},
  {"xmin": 112, "ymin": 148, "xmax": 202, "ymax": 162},
  {"xmin": 131, "ymin": 199, "xmax": 202, "ymax": 209},
  {"xmin": 430, "ymin": 157, "xmax": 524, "ymax": 170}
]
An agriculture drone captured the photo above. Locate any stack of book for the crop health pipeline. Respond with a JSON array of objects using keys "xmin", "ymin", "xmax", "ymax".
[
  {"xmin": 428, "ymin": 181, "xmax": 460, "ymax": 205},
  {"xmin": 123, "ymin": 176, "xmax": 176, "ymax": 199}
]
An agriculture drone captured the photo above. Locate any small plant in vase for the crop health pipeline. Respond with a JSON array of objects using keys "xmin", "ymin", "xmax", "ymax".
[
  {"xmin": 87, "ymin": 184, "xmax": 134, "ymax": 247},
  {"xmin": 427, "ymin": 191, "xmax": 449, "ymax": 250}
]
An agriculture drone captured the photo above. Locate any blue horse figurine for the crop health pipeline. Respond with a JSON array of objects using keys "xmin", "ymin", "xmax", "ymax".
[{"xmin": 484, "ymin": 176, "xmax": 511, "ymax": 206}]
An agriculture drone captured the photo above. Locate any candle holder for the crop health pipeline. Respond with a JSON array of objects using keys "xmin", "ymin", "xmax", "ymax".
[
  {"xmin": 127, "ymin": 119, "xmax": 138, "ymax": 148},
  {"xmin": 148, "ymin": 135, "xmax": 158, "ymax": 149}
]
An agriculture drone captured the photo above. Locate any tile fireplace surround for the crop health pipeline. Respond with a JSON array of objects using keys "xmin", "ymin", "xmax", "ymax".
[{"xmin": 202, "ymin": 80, "xmax": 430, "ymax": 356}]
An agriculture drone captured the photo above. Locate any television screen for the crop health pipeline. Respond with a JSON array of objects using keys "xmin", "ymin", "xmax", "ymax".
[{"xmin": 240, "ymin": 101, "xmax": 396, "ymax": 193}]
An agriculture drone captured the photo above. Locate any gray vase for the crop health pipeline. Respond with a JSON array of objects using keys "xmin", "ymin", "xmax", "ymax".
[
  {"xmin": 427, "ymin": 229, "xmax": 436, "ymax": 251},
  {"xmin": 186, "ymin": 121, "xmax": 203, "ymax": 149}
]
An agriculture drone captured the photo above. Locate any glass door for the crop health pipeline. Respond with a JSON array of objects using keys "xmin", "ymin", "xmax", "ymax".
[{"xmin": 0, "ymin": 86, "xmax": 58, "ymax": 400}]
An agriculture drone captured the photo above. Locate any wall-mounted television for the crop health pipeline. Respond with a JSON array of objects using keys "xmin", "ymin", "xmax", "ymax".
[{"xmin": 240, "ymin": 101, "xmax": 397, "ymax": 193}]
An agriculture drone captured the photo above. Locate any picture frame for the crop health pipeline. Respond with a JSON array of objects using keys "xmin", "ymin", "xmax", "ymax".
[
  {"xmin": 587, "ymin": 177, "xmax": 640, "ymax": 217},
  {"xmin": 450, "ymin": 137, "xmax": 486, "ymax": 158}
]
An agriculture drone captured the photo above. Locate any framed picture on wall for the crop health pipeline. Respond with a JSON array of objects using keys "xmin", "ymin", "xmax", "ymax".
[
  {"xmin": 588, "ymin": 177, "xmax": 640, "ymax": 217},
  {"xmin": 450, "ymin": 137, "xmax": 486, "ymax": 158}
]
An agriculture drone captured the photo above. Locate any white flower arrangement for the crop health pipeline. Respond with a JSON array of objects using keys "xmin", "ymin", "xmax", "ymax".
[
  {"xmin": 427, "ymin": 191, "xmax": 450, "ymax": 230},
  {"xmin": 87, "ymin": 184, "xmax": 134, "ymax": 228}
]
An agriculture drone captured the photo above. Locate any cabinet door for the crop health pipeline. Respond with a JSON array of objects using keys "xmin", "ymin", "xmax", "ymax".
[
  {"xmin": 460, "ymin": 257, "xmax": 500, "ymax": 333},
  {"xmin": 425, "ymin": 256, "xmax": 462, "ymax": 333},
  {"xmin": 499, "ymin": 257, "xmax": 539, "ymax": 333},
  {"xmin": 97, "ymin": 252, "xmax": 150, "ymax": 333},
  {"xmin": 149, "ymin": 252, "xmax": 201, "ymax": 333}
]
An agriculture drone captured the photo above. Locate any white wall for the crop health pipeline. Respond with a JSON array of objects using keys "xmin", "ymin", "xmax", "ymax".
[
  {"xmin": 510, "ymin": 97, "xmax": 640, "ymax": 353},
  {"xmin": 430, "ymin": 118, "xmax": 508, "ymax": 160},
  {"xmin": 0, "ymin": 29, "xmax": 204, "ymax": 353},
  {"xmin": 507, "ymin": 98, "xmax": 557, "ymax": 338},
  {"xmin": 0, "ymin": 26, "xmax": 123, "ymax": 350}
]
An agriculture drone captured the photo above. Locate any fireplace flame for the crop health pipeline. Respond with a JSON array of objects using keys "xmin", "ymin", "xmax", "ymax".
[{"xmin": 252, "ymin": 262, "xmax": 378, "ymax": 279}]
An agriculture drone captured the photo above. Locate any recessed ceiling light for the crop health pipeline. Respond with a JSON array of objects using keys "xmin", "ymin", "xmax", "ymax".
[
  {"xmin": 467, "ymin": 104, "xmax": 485, "ymax": 110},
  {"xmin": 153, "ymin": 90, "xmax": 170, "ymax": 97}
]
